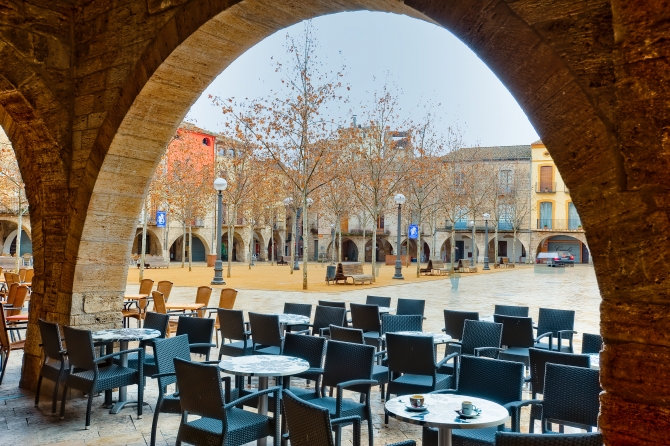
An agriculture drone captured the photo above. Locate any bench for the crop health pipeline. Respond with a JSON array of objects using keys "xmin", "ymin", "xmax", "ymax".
[
  {"xmin": 429, "ymin": 259, "xmax": 450, "ymax": 276},
  {"xmin": 501, "ymin": 257, "xmax": 515, "ymax": 268},
  {"xmin": 136, "ymin": 255, "xmax": 169, "ymax": 268},
  {"xmin": 277, "ymin": 256, "xmax": 288, "ymax": 265},
  {"xmin": 457, "ymin": 259, "xmax": 478, "ymax": 273},
  {"xmin": 336, "ymin": 262, "xmax": 373, "ymax": 285}
]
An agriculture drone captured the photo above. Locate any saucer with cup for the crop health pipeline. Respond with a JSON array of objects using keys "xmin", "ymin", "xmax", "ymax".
[
  {"xmin": 455, "ymin": 400, "xmax": 480, "ymax": 418},
  {"xmin": 405, "ymin": 394, "xmax": 428, "ymax": 412}
]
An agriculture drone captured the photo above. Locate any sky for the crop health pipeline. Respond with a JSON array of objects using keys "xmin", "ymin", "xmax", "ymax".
[{"xmin": 186, "ymin": 11, "xmax": 539, "ymax": 148}]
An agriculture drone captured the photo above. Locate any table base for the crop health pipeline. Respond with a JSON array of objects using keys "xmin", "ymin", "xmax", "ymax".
[
  {"xmin": 438, "ymin": 428, "xmax": 452, "ymax": 446},
  {"xmin": 257, "ymin": 376, "xmax": 269, "ymax": 446}
]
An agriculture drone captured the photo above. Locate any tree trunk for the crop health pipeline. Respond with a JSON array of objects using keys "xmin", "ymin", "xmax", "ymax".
[
  {"xmin": 471, "ymin": 220, "xmax": 477, "ymax": 265},
  {"xmin": 181, "ymin": 222, "xmax": 186, "ymax": 268},
  {"xmin": 270, "ymin": 213, "xmax": 274, "ymax": 266},
  {"xmin": 494, "ymin": 225, "xmax": 499, "ymax": 265},
  {"xmin": 450, "ymin": 227, "xmax": 456, "ymax": 273},
  {"xmin": 188, "ymin": 224, "xmax": 193, "ymax": 272},
  {"xmin": 140, "ymin": 204, "xmax": 148, "ymax": 281},
  {"xmin": 371, "ymin": 211, "xmax": 377, "ymax": 282},
  {"xmin": 164, "ymin": 210, "xmax": 170, "ymax": 266},
  {"xmin": 290, "ymin": 208, "xmax": 297, "ymax": 275},
  {"xmin": 248, "ymin": 225, "xmax": 253, "ymax": 270},
  {"xmin": 227, "ymin": 204, "xmax": 234, "ymax": 278},
  {"xmin": 338, "ymin": 226, "xmax": 342, "ymax": 262},
  {"xmin": 302, "ymin": 196, "xmax": 308, "ymax": 290},
  {"xmin": 512, "ymin": 228, "xmax": 517, "ymax": 265}
]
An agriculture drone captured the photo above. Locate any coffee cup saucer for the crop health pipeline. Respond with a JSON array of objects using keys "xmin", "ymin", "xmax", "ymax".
[
  {"xmin": 455, "ymin": 409, "xmax": 481, "ymax": 418},
  {"xmin": 405, "ymin": 404, "xmax": 429, "ymax": 412}
]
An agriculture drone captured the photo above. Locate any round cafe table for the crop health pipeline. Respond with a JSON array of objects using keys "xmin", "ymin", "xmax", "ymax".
[
  {"xmin": 91, "ymin": 327, "xmax": 161, "ymax": 414},
  {"xmin": 385, "ymin": 393, "xmax": 509, "ymax": 446},
  {"xmin": 381, "ymin": 331, "xmax": 452, "ymax": 344},
  {"xmin": 219, "ymin": 355, "xmax": 309, "ymax": 446}
]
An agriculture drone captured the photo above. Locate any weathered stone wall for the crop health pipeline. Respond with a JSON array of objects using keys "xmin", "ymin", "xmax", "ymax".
[{"xmin": 0, "ymin": 0, "xmax": 667, "ymax": 442}]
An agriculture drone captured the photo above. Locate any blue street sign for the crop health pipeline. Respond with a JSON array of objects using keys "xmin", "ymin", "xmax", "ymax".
[
  {"xmin": 156, "ymin": 211, "xmax": 166, "ymax": 228},
  {"xmin": 408, "ymin": 224, "xmax": 419, "ymax": 240}
]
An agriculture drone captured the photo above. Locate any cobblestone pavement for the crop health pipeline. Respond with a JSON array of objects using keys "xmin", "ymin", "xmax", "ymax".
[{"xmin": 0, "ymin": 265, "xmax": 600, "ymax": 445}]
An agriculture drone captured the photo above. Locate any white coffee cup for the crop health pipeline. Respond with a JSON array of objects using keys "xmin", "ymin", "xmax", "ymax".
[{"xmin": 462, "ymin": 401, "xmax": 477, "ymax": 415}]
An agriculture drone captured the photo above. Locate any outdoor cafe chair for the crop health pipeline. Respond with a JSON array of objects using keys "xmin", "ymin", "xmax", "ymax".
[
  {"xmin": 423, "ymin": 356, "xmax": 526, "ymax": 446},
  {"xmin": 318, "ymin": 300, "xmax": 349, "ymax": 327},
  {"xmin": 211, "ymin": 288, "xmax": 238, "ymax": 346},
  {"xmin": 581, "ymin": 333, "xmax": 603, "ymax": 354},
  {"xmin": 381, "ymin": 314, "xmax": 423, "ymax": 336},
  {"xmin": 249, "ymin": 312, "xmax": 284, "ymax": 355},
  {"xmin": 175, "ymin": 315, "xmax": 216, "ymax": 360},
  {"xmin": 173, "ymin": 357, "xmax": 281, "ymax": 446},
  {"xmin": 217, "ymin": 308, "xmax": 253, "ymax": 390},
  {"xmin": 23, "ymin": 268, "xmax": 34, "ymax": 285},
  {"xmin": 0, "ymin": 307, "xmax": 25, "ymax": 385},
  {"xmin": 156, "ymin": 280, "xmax": 173, "ymax": 302},
  {"xmin": 125, "ymin": 311, "xmax": 169, "ymax": 377},
  {"xmin": 283, "ymin": 302, "xmax": 312, "ymax": 333},
  {"xmin": 299, "ymin": 305, "xmax": 346, "ymax": 337},
  {"xmin": 442, "ymin": 309, "xmax": 480, "ymax": 340},
  {"xmin": 495, "ymin": 314, "xmax": 536, "ymax": 368},
  {"xmin": 281, "ymin": 333, "xmax": 326, "ymax": 398},
  {"xmin": 149, "ymin": 334, "xmax": 235, "ymax": 446},
  {"xmin": 396, "ymin": 298, "xmax": 426, "ymax": 317},
  {"xmin": 534, "ymin": 308, "xmax": 576, "ymax": 353},
  {"xmin": 438, "ymin": 319, "xmax": 503, "ymax": 382},
  {"xmin": 291, "ymin": 340, "xmax": 377, "ymax": 446},
  {"xmin": 150, "ymin": 290, "xmax": 179, "ymax": 335},
  {"xmin": 35, "ymin": 319, "xmax": 69, "ymax": 414},
  {"xmin": 194, "ymin": 285, "xmax": 213, "ymax": 317},
  {"xmin": 329, "ymin": 324, "xmax": 389, "ymax": 401},
  {"xmin": 494, "ymin": 432, "xmax": 603, "ymax": 446},
  {"xmin": 366, "ymin": 295, "xmax": 391, "ymax": 307},
  {"xmin": 531, "ymin": 363, "xmax": 601, "ymax": 434},
  {"xmin": 384, "ymin": 332, "xmax": 452, "ymax": 423},
  {"xmin": 5, "ymin": 284, "xmax": 29, "ymax": 341},
  {"xmin": 282, "ymin": 389, "xmax": 417, "ymax": 446},
  {"xmin": 527, "ymin": 348, "xmax": 591, "ymax": 432},
  {"xmin": 494, "ymin": 304, "xmax": 529, "ymax": 318},
  {"xmin": 60, "ymin": 325, "xmax": 144, "ymax": 429},
  {"xmin": 18, "ymin": 268, "xmax": 26, "ymax": 283},
  {"xmin": 122, "ymin": 278, "xmax": 154, "ymax": 327},
  {"xmin": 350, "ymin": 303, "xmax": 382, "ymax": 348}
]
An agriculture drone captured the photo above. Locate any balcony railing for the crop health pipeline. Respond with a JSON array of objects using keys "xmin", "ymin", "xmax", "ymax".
[
  {"xmin": 536, "ymin": 219, "xmax": 583, "ymax": 231},
  {"xmin": 535, "ymin": 182, "xmax": 557, "ymax": 193}
]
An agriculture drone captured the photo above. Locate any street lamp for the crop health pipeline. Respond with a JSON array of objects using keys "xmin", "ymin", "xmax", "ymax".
[
  {"xmin": 393, "ymin": 193, "xmax": 406, "ymax": 280},
  {"xmin": 483, "ymin": 212, "xmax": 491, "ymax": 271},
  {"xmin": 211, "ymin": 177, "xmax": 228, "ymax": 284},
  {"xmin": 469, "ymin": 220, "xmax": 476, "ymax": 267},
  {"xmin": 330, "ymin": 223, "xmax": 335, "ymax": 265}
]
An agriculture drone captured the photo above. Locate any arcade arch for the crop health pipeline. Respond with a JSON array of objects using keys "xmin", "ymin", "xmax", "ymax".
[
  {"xmin": 535, "ymin": 234, "xmax": 590, "ymax": 264},
  {"xmin": 169, "ymin": 233, "xmax": 210, "ymax": 262}
]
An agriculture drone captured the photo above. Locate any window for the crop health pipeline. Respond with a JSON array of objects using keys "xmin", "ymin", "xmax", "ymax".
[
  {"xmin": 540, "ymin": 202, "xmax": 553, "ymax": 229},
  {"xmin": 568, "ymin": 202, "xmax": 582, "ymax": 229},
  {"xmin": 203, "ymin": 138, "xmax": 210, "ymax": 146},
  {"xmin": 498, "ymin": 204, "xmax": 514, "ymax": 230},
  {"xmin": 540, "ymin": 166, "xmax": 553, "ymax": 191},
  {"xmin": 454, "ymin": 172, "xmax": 465, "ymax": 194},
  {"xmin": 499, "ymin": 169, "xmax": 512, "ymax": 193},
  {"xmin": 229, "ymin": 149, "xmax": 236, "ymax": 157},
  {"xmin": 455, "ymin": 205, "xmax": 469, "ymax": 230},
  {"xmin": 377, "ymin": 215, "xmax": 385, "ymax": 230},
  {"xmin": 498, "ymin": 240, "xmax": 508, "ymax": 257}
]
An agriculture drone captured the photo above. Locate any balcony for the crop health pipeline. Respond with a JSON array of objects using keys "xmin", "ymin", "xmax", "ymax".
[
  {"xmin": 536, "ymin": 219, "xmax": 583, "ymax": 231},
  {"xmin": 535, "ymin": 182, "xmax": 557, "ymax": 193}
]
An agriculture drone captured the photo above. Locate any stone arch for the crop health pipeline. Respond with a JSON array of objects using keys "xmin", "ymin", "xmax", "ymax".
[
  {"xmin": 252, "ymin": 230, "xmax": 265, "ymax": 260},
  {"xmin": 131, "ymin": 228, "xmax": 163, "ymax": 256},
  {"xmin": 2, "ymin": 227, "xmax": 32, "ymax": 256},
  {"xmin": 221, "ymin": 231, "xmax": 245, "ymax": 262},
  {"xmin": 365, "ymin": 237, "xmax": 392, "ymax": 263},
  {"xmin": 267, "ymin": 232, "xmax": 283, "ymax": 261},
  {"xmin": 440, "ymin": 234, "xmax": 478, "ymax": 264},
  {"xmin": 169, "ymin": 232, "xmax": 210, "ymax": 262},
  {"xmin": 486, "ymin": 234, "xmax": 528, "ymax": 264},
  {"xmin": 534, "ymin": 234, "xmax": 590, "ymax": 264}
]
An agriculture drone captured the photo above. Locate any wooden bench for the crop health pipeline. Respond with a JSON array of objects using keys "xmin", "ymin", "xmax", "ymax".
[
  {"xmin": 430, "ymin": 259, "xmax": 450, "ymax": 275},
  {"xmin": 336, "ymin": 262, "xmax": 373, "ymax": 285},
  {"xmin": 277, "ymin": 256, "xmax": 288, "ymax": 265},
  {"xmin": 501, "ymin": 257, "xmax": 515, "ymax": 268},
  {"xmin": 457, "ymin": 259, "xmax": 478, "ymax": 273},
  {"xmin": 136, "ymin": 255, "xmax": 169, "ymax": 268}
]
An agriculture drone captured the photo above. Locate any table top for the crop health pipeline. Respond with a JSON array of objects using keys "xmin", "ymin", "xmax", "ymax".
[
  {"xmin": 379, "ymin": 306, "xmax": 394, "ymax": 314},
  {"xmin": 278, "ymin": 313, "xmax": 310, "ymax": 325},
  {"xmin": 164, "ymin": 302, "xmax": 205, "ymax": 310},
  {"xmin": 6, "ymin": 314, "xmax": 28, "ymax": 321},
  {"xmin": 382, "ymin": 331, "xmax": 452, "ymax": 344},
  {"xmin": 92, "ymin": 328, "xmax": 161, "ymax": 342},
  {"xmin": 385, "ymin": 394, "xmax": 509, "ymax": 430},
  {"xmin": 219, "ymin": 355, "xmax": 310, "ymax": 377},
  {"xmin": 589, "ymin": 354, "xmax": 600, "ymax": 370},
  {"xmin": 125, "ymin": 294, "xmax": 150, "ymax": 300}
]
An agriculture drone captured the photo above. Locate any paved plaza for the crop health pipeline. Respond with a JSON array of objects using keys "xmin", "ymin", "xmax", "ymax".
[{"xmin": 0, "ymin": 265, "xmax": 600, "ymax": 445}]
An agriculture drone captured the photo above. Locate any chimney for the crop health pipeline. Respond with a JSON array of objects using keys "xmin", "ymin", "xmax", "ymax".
[{"xmin": 352, "ymin": 115, "xmax": 357, "ymax": 128}]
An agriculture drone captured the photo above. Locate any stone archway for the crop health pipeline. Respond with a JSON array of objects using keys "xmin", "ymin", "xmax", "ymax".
[
  {"xmin": 3, "ymin": 1, "xmax": 667, "ymax": 441},
  {"xmin": 535, "ymin": 234, "xmax": 590, "ymax": 264}
]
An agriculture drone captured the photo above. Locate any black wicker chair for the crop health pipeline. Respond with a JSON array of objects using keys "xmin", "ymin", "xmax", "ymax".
[
  {"xmin": 249, "ymin": 312, "xmax": 284, "ymax": 355},
  {"xmin": 495, "ymin": 314, "xmax": 536, "ymax": 368},
  {"xmin": 534, "ymin": 308, "xmax": 576, "ymax": 353},
  {"xmin": 175, "ymin": 315, "xmax": 216, "ymax": 360},
  {"xmin": 396, "ymin": 298, "xmax": 426, "ymax": 317},
  {"xmin": 381, "ymin": 314, "xmax": 423, "ymax": 335},
  {"xmin": 292, "ymin": 340, "xmax": 378, "ymax": 446},
  {"xmin": 442, "ymin": 309, "xmax": 480, "ymax": 340},
  {"xmin": 60, "ymin": 326, "xmax": 144, "ymax": 429},
  {"xmin": 173, "ymin": 357, "xmax": 281, "ymax": 446},
  {"xmin": 438, "ymin": 319, "xmax": 503, "ymax": 381},
  {"xmin": 385, "ymin": 332, "xmax": 452, "ymax": 423},
  {"xmin": 35, "ymin": 319, "xmax": 69, "ymax": 414},
  {"xmin": 299, "ymin": 305, "xmax": 347, "ymax": 337},
  {"xmin": 318, "ymin": 301, "xmax": 348, "ymax": 327},
  {"xmin": 282, "ymin": 333, "xmax": 326, "ymax": 400},
  {"xmin": 284, "ymin": 302, "xmax": 312, "ymax": 333},
  {"xmin": 494, "ymin": 432, "xmax": 603, "ymax": 446},
  {"xmin": 328, "ymin": 325, "xmax": 389, "ymax": 401},
  {"xmin": 423, "ymin": 356, "xmax": 526, "ymax": 446},
  {"xmin": 494, "ymin": 305, "xmax": 529, "ymax": 318},
  {"xmin": 350, "ymin": 303, "xmax": 382, "ymax": 348},
  {"xmin": 217, "ymin": 308, "xmax": 253, "ymax": 359},
  {"xmin": 126, "ymin": 311, "xmax": 169, "ymax": 377},
  {"xmin": 282, "ymin": 389, "xmax": 416, "ymax": 446},
  {"xmin": 366, "ymin": 295, "xmax": 391, "ymax": 307},
  {"xmin": 527, "ymin": 348, "xmax": 591, "ymax": 432},
  {"xmin": 581, "ymin": 333, "xmax": 603, "ymax": 354},
  {"xmin": 529, "ymin": 363, "xmax": 601, "ymax": 434}
]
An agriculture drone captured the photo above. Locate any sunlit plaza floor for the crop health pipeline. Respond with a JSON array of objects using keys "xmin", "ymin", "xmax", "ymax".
[{"xmin": 0, "ymin": 265, "xmax": 601, "ymax": 445}]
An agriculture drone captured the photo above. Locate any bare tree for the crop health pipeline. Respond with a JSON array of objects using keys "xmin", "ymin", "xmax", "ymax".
[{"xmin": 0, "ymin": 137, "xmax": 27, "ymax": 271}]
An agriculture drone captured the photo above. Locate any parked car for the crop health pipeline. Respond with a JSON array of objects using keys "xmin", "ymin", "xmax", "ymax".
[
  {"xmin": 557, "ymin": 250, "xmax": 575, "ymax": 266},
  {"xmin": 536, "ymin": 252, "xmax": 565, "ymax": 267}
]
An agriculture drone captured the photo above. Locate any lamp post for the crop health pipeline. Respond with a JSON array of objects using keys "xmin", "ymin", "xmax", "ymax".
[
  {"xmin": 330, "ymin": 223, "xmax": 335, "ymax": 265},
  {"xmin": 211, "ymin": 177, "xmax": 227, "ymax": 284},
  {"xmin": 483, "ymin": 212, "xmax": 491, "ymax": 271},
  {"xmin": 393, "ymin": 193, "xmax": 406, "ymax": 280},
  {"xmin": 469, "ymin": 220, "xmax": 476, "ymax": 267}
]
